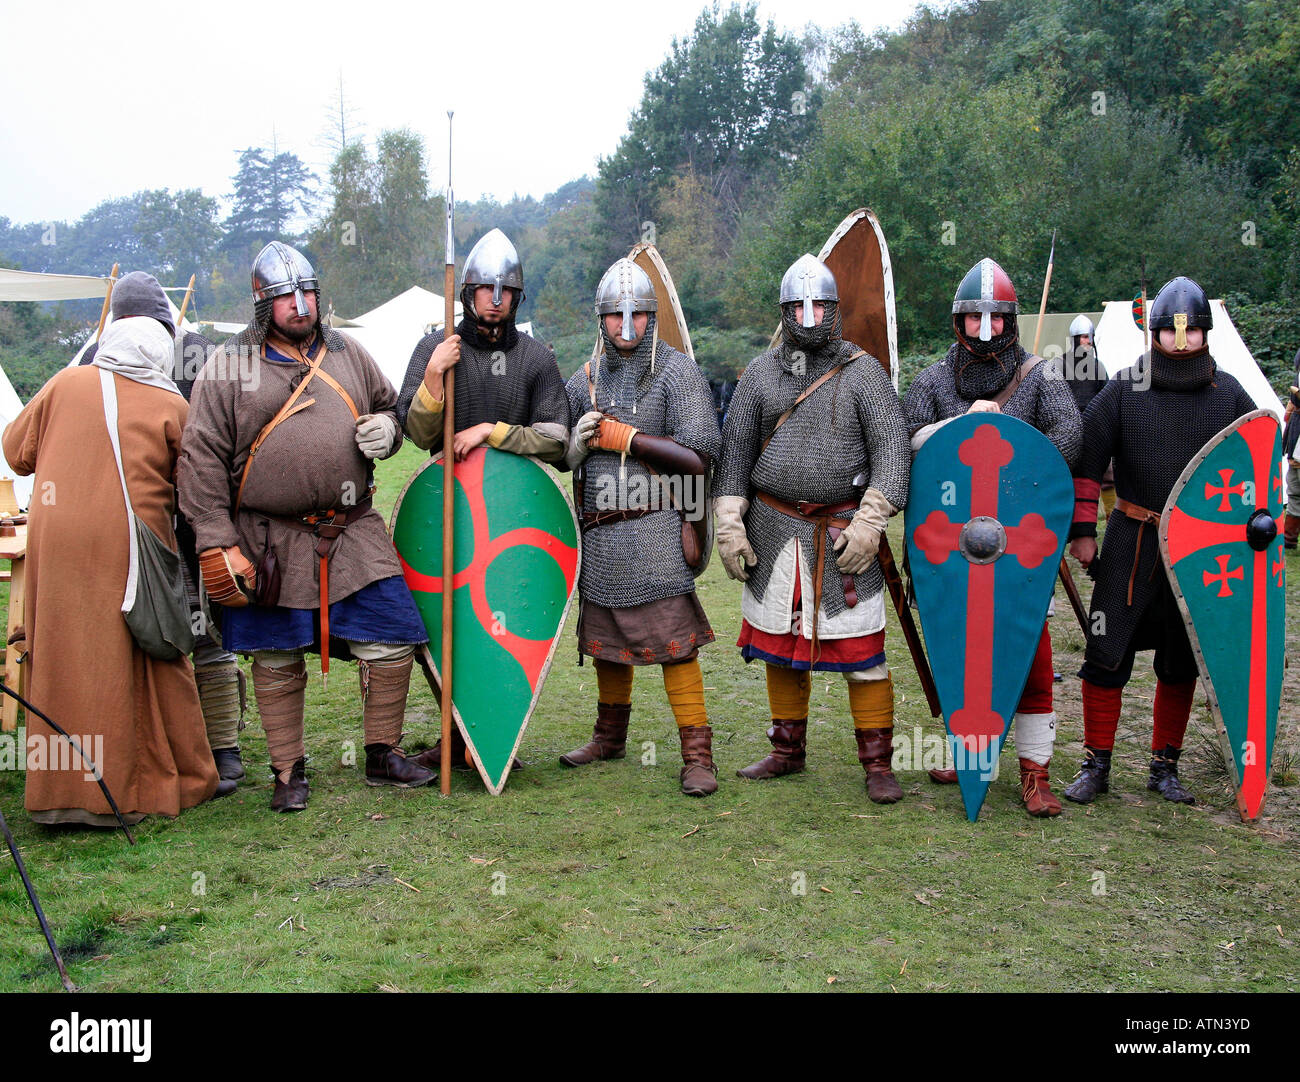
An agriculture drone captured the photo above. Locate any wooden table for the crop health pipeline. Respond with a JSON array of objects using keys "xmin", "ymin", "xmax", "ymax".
[{"xmin": 0, "ymin": 524, "xmax": 28, "ymax": 732}]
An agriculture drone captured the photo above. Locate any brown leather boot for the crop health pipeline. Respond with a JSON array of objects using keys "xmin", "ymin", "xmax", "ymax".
[
  {"xmin": 1285, "ymin": 512, "xmax": 1299, "ymax": 550},
  {"xmin": 560, "ymin": 702, "xmax": 630, "ymax": 766},
  {"xmin": 270, "ymin": 758, "xmax": 309, "ymax": 813},
  {"xmin": 1019, "ymin": 758, "xmax": 1062, "ymax": 817},
  {"xmin": 928, "ymin": 767, "xmax": 957, "ymax": 784},
  {"xmin": 856, "ymin": 728, "xmax": 903, "ymax": 803},
  {"xmin": 736, "ymin": 719, "xmax": 807, "ymax": 779},
  {"xmin": 678, "ymin": 725, "xmax": 718, "ymax": 797},
  {"xmin": 410, "ymin": 725, "xmax": 472, "ymax": 773},
  {"xmin": 364, "ymin": 745, "xmax": 437, "ymax": 788}
]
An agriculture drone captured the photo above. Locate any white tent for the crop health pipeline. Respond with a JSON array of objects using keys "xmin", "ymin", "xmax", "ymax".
[{"xmin": 1095, "ymin": 299, "xmax": 1284, "ymax": 419}]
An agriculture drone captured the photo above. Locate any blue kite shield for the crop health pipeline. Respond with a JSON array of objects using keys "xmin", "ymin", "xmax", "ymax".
[
  {"xmin": 905, "ymin": 414, "xmax": 1073, "ymax": 820},
  {"xmin": 1161, "ymin": 410, "xmax": 1285, "ymax": 822}
]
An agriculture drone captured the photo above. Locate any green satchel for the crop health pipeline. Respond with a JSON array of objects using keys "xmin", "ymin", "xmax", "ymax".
[{"xmin": 99, "ymin": 368, "xmax": 195, "ymax": 661}]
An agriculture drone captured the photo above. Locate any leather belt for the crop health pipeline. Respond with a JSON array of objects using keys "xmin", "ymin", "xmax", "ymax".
[
  {"xmin": 580, "ymin": 506, "xmax": 657, "ymax": 531},
  {"xmin": 1115, "ymin": 497, "xmax": 1161, "ymax": 606},
  {"xmin": 267, "ymin": 491, "xmax": 373, "ymax": 685},
  {"xmin": 756, "ymin": 492, "xmax": 860, "ymax": 660}
]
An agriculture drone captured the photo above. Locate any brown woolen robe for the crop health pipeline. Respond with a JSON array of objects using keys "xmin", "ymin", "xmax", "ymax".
[{"xmin": 2, "ymin": 365, "xmax": 218, "ymax": 824}]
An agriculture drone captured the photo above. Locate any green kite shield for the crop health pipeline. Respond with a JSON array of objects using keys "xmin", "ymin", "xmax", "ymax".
[
  {"xmin": 391, "ymin": 447, "xmax": 580, "ymax": 794},
  {"xmin": 1160, "ymin": 410, "xmax": 1285, "ymax": 822}
]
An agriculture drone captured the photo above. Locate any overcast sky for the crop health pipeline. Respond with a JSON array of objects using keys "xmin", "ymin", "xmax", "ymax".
[{"xmin": 1, "ymin": 0, "xmax": 922, "ymax": 227}]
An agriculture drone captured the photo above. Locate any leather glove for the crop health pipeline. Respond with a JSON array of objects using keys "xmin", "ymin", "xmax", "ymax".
[
  {"xmin": 199, "ymin": 546, "xmax": 256, "ymax": 608},
  {"xmin": 714, "ymin": 495, "xmax": 757, "ymax": 582},
  {"xmin": 565, "ymin": 410, "xmax": 603, "ymax": 471},
  {"xmin": 833, "ymin": 488, "xmax": 895, "ymax": 576},
  {"xmin": 593, "ymin": 416, "xmax": 638, "ymax": 454},
  {"xmin": 355, "ymin": 413, "xmax": 399, "ymax": 459}
]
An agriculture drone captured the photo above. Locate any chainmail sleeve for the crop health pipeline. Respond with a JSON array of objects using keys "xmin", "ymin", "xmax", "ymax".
[
  {"xmin": 1027, "ymin": 365, "xmax": 1083, "ymax": 469},
  {"xmin": 661, "ymin": 345, "xmax": 723, "ymax": 462},
  {"xmin": 716, "ymin": 361, "xmax": 762, "ymax": 499},
  {"xmin": 1075, "ymin": 379, "xmax": 1120, "ymax": 485},
  {"xmin": 855, "ymin": 362, "xmax": 911, "ymax": 510},
  {"xmin": 902, "ymin": 363, "xmax": 945, "ymax": 436}
]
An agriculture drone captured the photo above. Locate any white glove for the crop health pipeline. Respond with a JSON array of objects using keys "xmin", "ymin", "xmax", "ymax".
[
  {"xmin": 715, "ymin": 495, "xmax": 757, "ymax": 581},
  {"xmin": 833, "ymin": 488, "xmax": 896, "ymax": 575},
  {"xmin": 565, "ymin": 410, "xmax": 604, "ymax": 471},
  {"xmin": 355, "ymin": 413, "xmax": 399, "ymax": 459}
]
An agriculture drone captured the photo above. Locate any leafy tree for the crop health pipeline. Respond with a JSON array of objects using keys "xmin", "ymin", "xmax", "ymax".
[
  {"xmin": 594, "ymin": 2, "xmax": 814, "ymax": 264},
  {"xmin": 223, "ymin": 146, "xmax": 317, "ymax": 258}
]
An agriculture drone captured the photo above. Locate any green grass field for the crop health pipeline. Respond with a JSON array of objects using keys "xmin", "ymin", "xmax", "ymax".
[{"xmin": 1, "ymin": 440, "xmax": 1297, "ymax": 992}]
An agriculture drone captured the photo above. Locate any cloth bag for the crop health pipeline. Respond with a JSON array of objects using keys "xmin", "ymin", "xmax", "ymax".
[{"xmin": 100, "ymin": 367, "xmax": 195, "ymax": 660}]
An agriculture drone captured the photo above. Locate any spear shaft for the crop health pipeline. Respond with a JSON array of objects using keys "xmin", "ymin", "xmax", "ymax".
[{"xmin": 440, "ymin": 111, "xmax": 455, "ymax": 796}]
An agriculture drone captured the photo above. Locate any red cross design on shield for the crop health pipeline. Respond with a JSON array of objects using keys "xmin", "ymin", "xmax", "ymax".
[
  {"xmin": 1203, "ymin": 554, "xmax": 1244, "ymax": 597},
  {"xmin": 1166, "ymin": 421, "xmax": 1280, "ymax": 815},
  {"xmin": 1205, "ymin": 469, "xmax": 1247, "ymax": 512},
  {"xmin": 912, "ymin": 424, "xmax": 1058, "ymax": 751}
]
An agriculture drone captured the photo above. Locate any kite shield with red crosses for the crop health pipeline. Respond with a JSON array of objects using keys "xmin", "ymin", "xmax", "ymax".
[
  {"xmin": 1161, "ymin": 410, "xmax": 1285, "ymax": 822},
  {"xmin": 905, "ymin": 414, "xmax": 1073, "ymax": 820},
  {"xmin": 391, "ymin": 447, "xmax": 580, "ymax": 795}
]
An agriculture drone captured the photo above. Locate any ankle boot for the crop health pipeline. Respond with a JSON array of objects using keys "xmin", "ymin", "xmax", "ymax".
[
  {"xmin": 560, "ymin": 702, "xmax": 630, "ymax": 766},
  {"xmin": 410, "ymin": 725, "xmax": 472, "ymax": 773},
  {"xmin": 855, "ymin": 728, "xmax": 903, "ymax": 803},
  {"xmin": 1285, "ymin": 512, "xmax": 1299, "ymax": 550},
  {"xmin": 737, "ymin": 719, "xmax": 806, "ymax": 779},
  {"xmin": 364, "ymin": 744, "xmax": 437, "ymax": 788},
  {"xmin": 1147, "ymin": 744, "xmax": 1196, "ymax": 804},
  {"xmin": 212, "ymin": 747, "xmax": 246, "ymax": 782},
  {"xmin": 270, "ymin": 758, "xmax": 309, "ymax": 813},
  {"xmin": 1019, "ymin": 758, "xmax": 1062, "ymax": 817},
  {"xmin": 928, "ymin": 767, "xmax": 957, "ymax": 784},
  {"xmin": 1063, "ymin": 746, "xmax": 1111, "ymax": 803},
  {"xmin": 678, "ymin": 725, "xmax": 718, "ymax": 797}
]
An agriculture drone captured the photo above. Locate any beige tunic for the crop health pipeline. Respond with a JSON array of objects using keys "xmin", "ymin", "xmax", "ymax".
[
  {"xmin": 2, "ymin": 366, "xmax": 218, "ymax": 822},
  {"xmin": 178, "ymin": 331, "xmax": 404, "ymax": 609}
]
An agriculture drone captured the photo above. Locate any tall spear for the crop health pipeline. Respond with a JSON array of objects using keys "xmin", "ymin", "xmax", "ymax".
[
  {"xmin": 95, "ymin": 263, "xmax": 120, "ymax": 341},
  {"xmin": 440, "ymin": 111, "xmax": 455, "ymax": 796},
  {"xmin": 1031, "ymin": 230, "xmax": 1056, "ymax": 357},
  {"xmin": 175, "ymin": 273, "xmax": 197, "ymax": 329},
  {"xmin": 1031, "ymin": 231, "xmax": 1090, "ymax": 633}
]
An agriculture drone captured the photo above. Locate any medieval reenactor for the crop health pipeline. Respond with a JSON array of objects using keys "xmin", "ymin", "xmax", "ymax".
[
  {"xmin": 1061, "ymin": 313, "xmax": 1115, "ymax": 520},
  {"xmin": 1282, "ymin": 346, "xmax": 1300, "ymax": 549},
  {"xmin": 903, "ymin": 257, "xmax": 1081, "ymax": 816},
  {"xmin": 394, "ymin": 227, "xmax": 570, "ymax": 771},
  {"xmin": 82, "ymin": 300, "xmax": 247, "ymax": 782},
  {"xmin": 560, "ymin": 257, "xmax": 721, "ymax": 796},
  {"xmin": 1065, "ymin": 276, "xmax": 1256, "ymax": 805},
  {"xmin": 396, "ymin": 228, "xmax": 568, "ymax": 464},
  {"xmin": 716, "ymin": 254, "xmax": 912, "ymax": 802},
  {"xmin": 4, "ymin": 271, "xmax": 227, "ymax": 825},
  {"xmin": 179, "ymin": 242, "xmax": 436, "ymax": 812}
]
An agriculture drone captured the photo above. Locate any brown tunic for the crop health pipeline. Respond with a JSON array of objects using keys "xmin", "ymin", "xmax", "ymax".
[
  {"xmin": 2, "ymin": 366, "xmax": 218, "ymax": 822},
  {"xmin": 178, "ymin": 331, "xmax": 404, "ymax": 609}
]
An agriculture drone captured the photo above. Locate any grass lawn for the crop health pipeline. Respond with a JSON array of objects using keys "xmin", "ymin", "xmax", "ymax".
[{"xmin": 1, "ymin": 439, "xmax": 1297, "ymax": 992}]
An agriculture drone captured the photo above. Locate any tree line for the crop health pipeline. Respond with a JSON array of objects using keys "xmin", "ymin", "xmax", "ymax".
[{"xmin": 3, "ymin": 0, "xmax": 1299, "ymax": 399}]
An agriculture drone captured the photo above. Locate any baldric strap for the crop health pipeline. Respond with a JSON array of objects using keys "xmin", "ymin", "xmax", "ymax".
[{"xmin": 235, "ymin": 344, "xmax": 360, "ymax": 514}]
